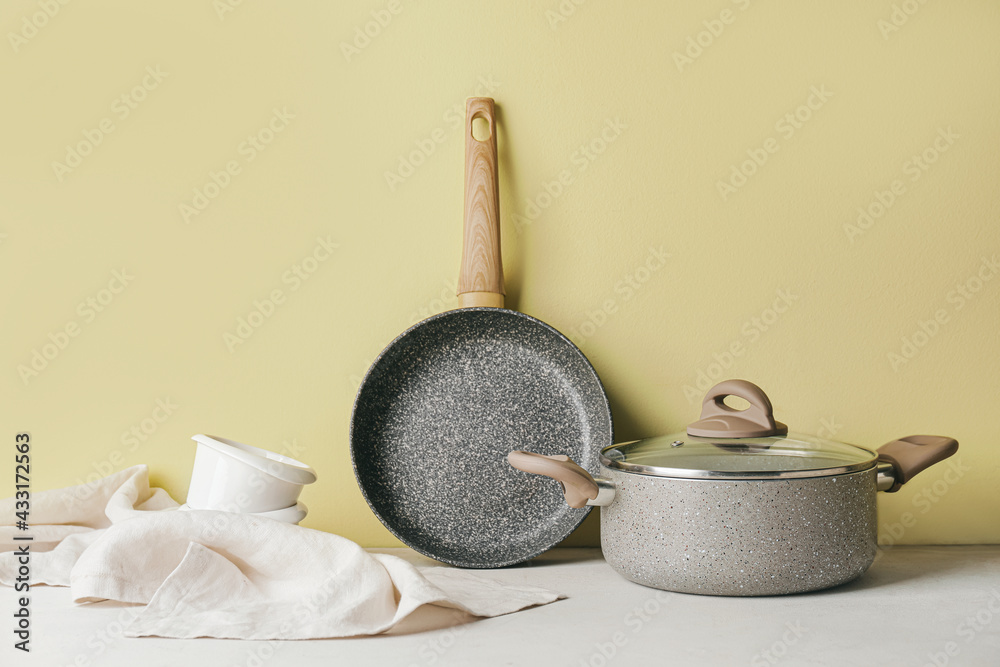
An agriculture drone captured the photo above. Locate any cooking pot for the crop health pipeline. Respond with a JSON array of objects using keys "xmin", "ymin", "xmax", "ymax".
[{"xmin": 508, "ymin": 379, "xmax": 958, "ymax": 596}]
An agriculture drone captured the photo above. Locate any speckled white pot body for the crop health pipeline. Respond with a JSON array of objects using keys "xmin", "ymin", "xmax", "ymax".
[{"xmin": 599, "ymin": 466, "xmax": 878, "ymax": 596}]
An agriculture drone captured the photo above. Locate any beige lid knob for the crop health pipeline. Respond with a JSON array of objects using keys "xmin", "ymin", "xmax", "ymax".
[{"xmin": 687, "ymin": 379, "xmax": 788, "ymax": 438}]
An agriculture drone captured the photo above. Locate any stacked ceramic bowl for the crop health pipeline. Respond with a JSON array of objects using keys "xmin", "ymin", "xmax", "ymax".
[{"xmin": 182, "ymin": 434, "xmax": 317, "ymax": 524}]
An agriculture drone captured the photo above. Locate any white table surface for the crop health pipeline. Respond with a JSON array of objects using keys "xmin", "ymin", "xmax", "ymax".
[{"xmin": 2, "ymin": 546, "xmax": 998, "ymax": 667}]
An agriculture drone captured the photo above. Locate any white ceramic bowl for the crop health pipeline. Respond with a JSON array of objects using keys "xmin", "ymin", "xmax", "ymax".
[
  {"xmin": 186, "ymin": 434, "xmax": 317, "ymax": 513},
  {"xmin": 177, "ymin": 501, "xmax": 309, "ymax": 525},
  {"xmin": 253, "ymin": 501, "xmax": 309, "ymax": 525}
]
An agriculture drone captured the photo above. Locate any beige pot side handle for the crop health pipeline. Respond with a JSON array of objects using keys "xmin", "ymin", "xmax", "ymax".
[
  {"xmin": 877, "ymin": 435, "xmax": 959, "ymax": 493},
  {"xmin": 457, "ymin": 97, "xmax": 504, "ymax": 309},
  {"xmin": 507, "ymin": 450, "xmax": 598, "ymax": 509},
  {"xmin": 687, "ymin": 379, "xmax": 788, "ymax": 438}
]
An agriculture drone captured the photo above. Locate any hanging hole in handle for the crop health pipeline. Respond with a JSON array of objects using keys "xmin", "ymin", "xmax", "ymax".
[
  {"xmin": 722, "ymin": 395, "xmax": 751, "ymax": 411},
  {"xmin": 471, "ymin": 114, "xmax": 491, "ymax": 142}
]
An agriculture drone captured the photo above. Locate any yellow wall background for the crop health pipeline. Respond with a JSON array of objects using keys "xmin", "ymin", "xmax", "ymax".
[{"xmin": 2, "ymin": 1, "xmax": 998, "ymax": 547}]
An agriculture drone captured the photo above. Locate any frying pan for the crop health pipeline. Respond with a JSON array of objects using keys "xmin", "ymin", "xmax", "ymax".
[{"xmin": 350, "ymin": 98, "xmax": 613, "ymax": 568}]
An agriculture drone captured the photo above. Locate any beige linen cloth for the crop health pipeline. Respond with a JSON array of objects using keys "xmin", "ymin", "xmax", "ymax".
[{"xmin": 0, "ymin": 465, "xmax": 563, "ymax": 639}]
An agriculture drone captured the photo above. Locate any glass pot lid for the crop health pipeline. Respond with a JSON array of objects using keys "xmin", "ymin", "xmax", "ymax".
[{"xmin": 600, "ymin": 380, "xmax": 877, "ymax": 480}]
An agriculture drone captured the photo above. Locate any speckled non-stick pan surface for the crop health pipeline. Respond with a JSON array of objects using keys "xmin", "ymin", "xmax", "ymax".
[{"xmin": 350, "ymin": 307, "xmax": 612, "ymax": 568}]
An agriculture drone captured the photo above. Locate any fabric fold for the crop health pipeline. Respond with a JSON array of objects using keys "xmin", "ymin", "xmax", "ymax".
[{"xmin": 0, "ymin": 465, "xmax": 564, "ymax": 639}]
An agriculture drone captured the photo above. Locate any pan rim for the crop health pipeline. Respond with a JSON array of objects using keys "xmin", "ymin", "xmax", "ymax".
[{"xmin": 349, "ymin": 306, "xmax": 614, "ymax": 568}]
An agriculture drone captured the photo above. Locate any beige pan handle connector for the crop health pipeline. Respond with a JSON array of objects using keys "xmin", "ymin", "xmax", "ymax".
[
  {"xmin": 507, "ymin": 451, "xmax": 598, "ymax": 508},
  {"xmin": 876, "ymin": 435, "xmax": 959, "ymax": 492},
  {"xmin": 457, "ymin": 97, "xmax": 505, "ymax": 309}
]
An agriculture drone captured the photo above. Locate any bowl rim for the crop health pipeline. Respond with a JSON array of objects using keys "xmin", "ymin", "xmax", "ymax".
[{"xmin": 191, "ymin": 434, "xmax": 317, "ymax": 485}]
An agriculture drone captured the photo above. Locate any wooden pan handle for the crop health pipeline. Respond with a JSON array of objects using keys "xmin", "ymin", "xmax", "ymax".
[{"xmin": 457, "ymin": 97, "xmax": 505, "ymax": 309}]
